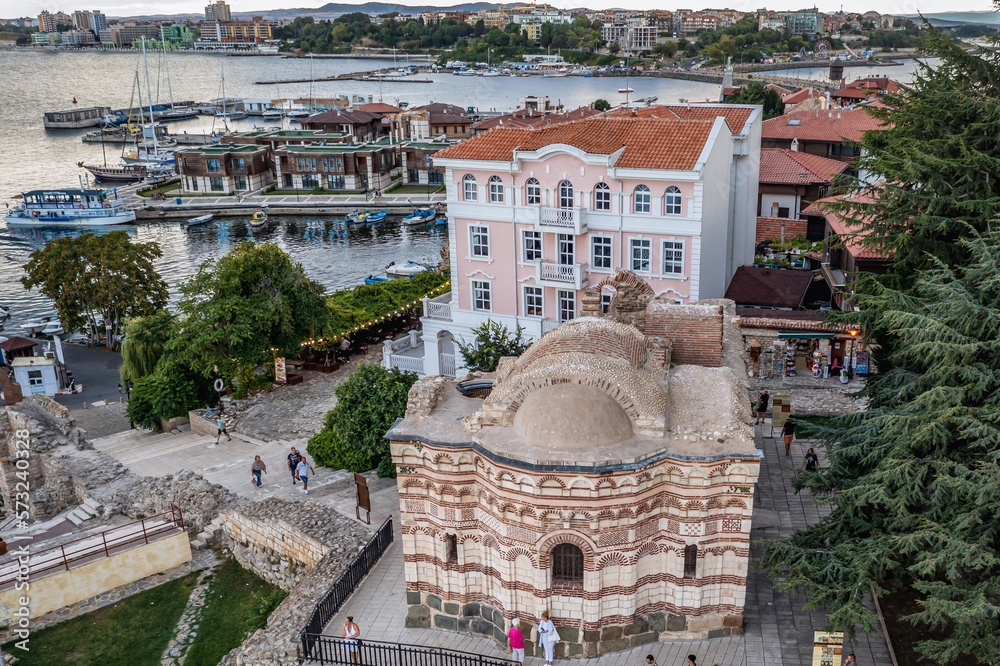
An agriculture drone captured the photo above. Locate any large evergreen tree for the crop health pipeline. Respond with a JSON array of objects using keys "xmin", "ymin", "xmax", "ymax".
[{"xmin": 761, "ymin": 235, "xmax": 1000, "ymax": 663}]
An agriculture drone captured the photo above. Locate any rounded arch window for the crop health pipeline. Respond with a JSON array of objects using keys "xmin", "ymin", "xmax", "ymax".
[
  {"xmin": 634, "ymin": 184, "xmax": 651, "ymax": 213},
  {"xmin": 526, "ymin": 177, "xmax": 541, "ymax": 205},
  {"xmin": 594, "ymin": 182, "xmax": 611, "ymax": 211},
  {"xmin": 552, "ymin": 543, "xmax": 584, "ymax": 586},
  {"xmin": 463, "ymin": 174, "xmax": 477, "ymax": 201},
  {"xmin": 489, "ymin": 175, "xmax": 504, "ymax": 203},
  {"xmin": 664, "ymin": 186, "xmax": 682, "ymax": 215},
  {"xmin": 558, "ymin": 180, "xmax": 574, "ymax": 209}
]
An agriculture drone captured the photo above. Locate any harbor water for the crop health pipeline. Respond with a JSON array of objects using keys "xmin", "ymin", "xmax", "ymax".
[{"xmin": 0, "ymin": 50, "xmax": 925, "ymax": 327}]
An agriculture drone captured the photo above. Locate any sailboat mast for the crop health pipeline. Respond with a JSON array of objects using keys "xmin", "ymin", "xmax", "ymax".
[
  {"xmin": 162, "ymin": 34, "xmax": 175, "ymax": 110},
  {"xmin": 141, "ymin": 37, "xmax": 160, "ymax": 153},
  {"xmin": 309, "ymin": 53, "xmax": 314, "ymax": 111},
  {"xmin": 134, "ymin": 71, "xmax": 145, "ymax": 157},
  {"xmin": 221, "ymin": 62, "xmax": 229, "ymax": 131}
]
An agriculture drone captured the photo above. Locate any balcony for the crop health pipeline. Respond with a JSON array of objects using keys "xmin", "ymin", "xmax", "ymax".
[
  {"xmin": 537, "ymin": 261, "xmax": 588, "ymax": 290},
  {"xmin": 536, "ymin": 206, "xmax": 587, "ymax": 235},
  {"xmin": 422, "ymin": 293, "xmax": 453, "ymax": 321}
]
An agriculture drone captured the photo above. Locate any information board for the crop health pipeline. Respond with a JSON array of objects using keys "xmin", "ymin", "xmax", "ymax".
[
  {"xmin": 770, "ymin": 395, "xmax": 791, "ymax": 437},
  {"xmin": 812, "ymin": 630, "xmax": 843, "ymax": 666},
  {"xmin": 274, "ymin": 357, "xmax": 287, "ymax": 384}
]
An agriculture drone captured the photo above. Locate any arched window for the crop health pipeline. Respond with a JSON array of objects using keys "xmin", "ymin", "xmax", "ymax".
[
  {"xmin": 552, "ymin": 543, "xmax": 584, "ymax": 586},
  {"xmin": 559, "ymin": 180, "xmax": 574, "ymax": 209},
  {"xmin": 633, "ymin": 184, "xmax": 651, "ymax": 213},
  {"xmin": 489, "ymin": 175, "xmax": 504, "ymax": 203},
  {"xmin": 664, "ymin": 186, "xmax": 682, "ymax": 215},
  {"xmin": 463, "ymin": 174, "xmax": 477, "ymax": 201},
  {"xmin": 594, "ymin": 182, "xmax": 611, "ymax": 211},
  {"xmin": 526, "ymin": 178, "xmax": 541, "ymax": 205}
]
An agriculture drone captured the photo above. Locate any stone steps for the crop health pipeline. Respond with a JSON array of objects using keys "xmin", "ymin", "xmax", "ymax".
[
  {"xmin": 116, "ymin": 434, "xmax": 215, "ymax": 466},
  {"xmin": 65, "ymin": 501, "xmax": 101, "ymax": 526},
  {"xmin": 190, "ymin": 516, "xmax": 225, "ymax": 551}
]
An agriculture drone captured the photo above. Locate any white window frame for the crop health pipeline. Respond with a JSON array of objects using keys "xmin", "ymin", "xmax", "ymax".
[
  {"xmin": 634, "ymin": 184, "xmax": 651, "ymax": 214},
  {"xmin": 601, "ymin": 292, "xmax": 613, "ymax": 313},
  {"xmin": 664, "ymin": 186, "xmax": 682, "ymax": 215},
  {"xmin": 559, "ymin": 180, "xmax": 574, "ymax": 209},
  {"xmin": 463, "ymin": 174, "xmax": 477, "ymax": 201},
  {"xmin": 594, "ymin": 183, "xmax": 611, "ymax": 211},
  {"xmin": 557, "ymin": 289, "xmax": 576, "ymax": 323},
  {"xmin": 662, "ymin": 240, "xmax": 685, "ymax": 275},
  {"xmin": 591, "ymin": 236, "xmax": 613, "ymax": 270},
  {"xmin": 469, "ymin": 225, "xmax": 490, "ymax": 259},
  {"xmin": 630, "ymin": 238, "xmax": 652, "ymax": 273},
  {"xmin": 472, "ymin": 280, "xmax": 492, "ymax": 312},
  {"xmin": 526, "ymin": 178, "xmax": 541, "ymax": 205},
  {"xmin": 489, "ymin": 176, "xmax": 504, "ymax": 203},
  {"xmin": 523, "ymin": 285, "xmax": 543, "ymax": 317},
  {"xmin": 522, "ymin": 230, "xmax": 542, "ymax": 262}
]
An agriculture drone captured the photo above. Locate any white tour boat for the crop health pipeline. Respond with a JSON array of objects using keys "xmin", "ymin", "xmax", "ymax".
[{"xmin": 5, "ymin": 189, "xmax": 136, "ymax": 228}]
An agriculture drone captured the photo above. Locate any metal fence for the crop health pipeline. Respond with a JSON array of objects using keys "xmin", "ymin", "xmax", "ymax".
[
  {"xmin": 302, "ymin": 637, "xmax": 520, "ymax": 666},
  {"xmin": 301, "ymin": 516, "xmax": 394, "ymax": 659}
]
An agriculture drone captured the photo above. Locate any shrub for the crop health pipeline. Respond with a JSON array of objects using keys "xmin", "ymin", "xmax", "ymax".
[
  {"xmin": 128, "ymin": 365, "xmax": 202, "ymax": 431},
  {"xmin": 456, "ymin": 320, "xmax": 531, "ymax": 373}
]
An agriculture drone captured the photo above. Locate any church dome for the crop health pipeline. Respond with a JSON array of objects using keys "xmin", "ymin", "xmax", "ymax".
[{"xmin": 513, "ymin": 383, "xmax": 633, "ymax": 450}]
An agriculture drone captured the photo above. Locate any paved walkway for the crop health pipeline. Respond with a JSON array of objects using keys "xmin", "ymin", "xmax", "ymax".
[{"xmin": 315, "ymin": 426, "xmax": 893, "ymax": 666}]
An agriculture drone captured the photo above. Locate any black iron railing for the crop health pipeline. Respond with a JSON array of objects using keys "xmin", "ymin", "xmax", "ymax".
[
  {"xmin": 302, "ymin": 636, "xmax": 520, "ymax": 666},
  {"xmin": 301, "ymin": 516, "xmax": 395, "ymax": 657}
]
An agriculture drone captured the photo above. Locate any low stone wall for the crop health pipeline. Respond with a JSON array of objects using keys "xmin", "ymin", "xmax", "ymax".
[{"xmin": 188, "ymin": 410, "xmax": 216, "ymax": 437}]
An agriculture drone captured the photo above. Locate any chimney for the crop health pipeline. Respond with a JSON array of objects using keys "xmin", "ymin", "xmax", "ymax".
[
  {"xmin": 837, "ymin": 111, "xmax": 841, "ymax": 119},
  {"xmin": 791, "ymin": 138, "xmax": 799, "ymax": 152}
]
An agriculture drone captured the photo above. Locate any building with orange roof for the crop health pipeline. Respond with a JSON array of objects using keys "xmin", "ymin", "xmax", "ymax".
[
  {"xmin": 831, "ymin": 77, "xmax": 900, "ymax": 104},
  {"xmin": 382, "ymin": 105, "xmax": 763, "ymax": 376},
  {"xmin": 757, "ymin": 147, "xmax": 849, "ymax": 220}
]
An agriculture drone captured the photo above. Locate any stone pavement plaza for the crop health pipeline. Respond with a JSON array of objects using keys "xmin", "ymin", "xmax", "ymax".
[{"xmin": 317, "ymin": 426, "xmax": 894, "ymax": 666}]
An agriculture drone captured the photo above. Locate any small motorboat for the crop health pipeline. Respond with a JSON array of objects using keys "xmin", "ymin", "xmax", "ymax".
[
  {"xmin": 403, "ymin": 208, "xmax": 435, "ymax": 226},
  {"xmin": 364, "ymin": 210, "xmax": 388, "ymax": 227},
  {"xmin": 0, "ymin": 305, "xmax": 10, "ymax": 317},
  {"xmin": 385, "ymin": 260, "xmax": 428, "ymax": 278},
  {"xmin": 42, "ymin": 319, "xmax": 65, "ymax": 336},
  {"xmin": 181, "ymin": 213, "xmax": 213, "ymax": 229},
  {"xmin": 435, "ymin": 216, "xmax": 448, "ymax": 226},
  {"xmin": 618, "ymin": 87, "xmax": 635, "ymax": 94},
  {"xmin": 364, "ymin": 275, "xmax": 391, "ymax": 285},
  {"xmin": 346, "ymin": 211, "xmax": 368, "ymax": 225},
  {"xmin": 21, "ymin": 316, "xmax": 56, "ymax": 336},
  {"xmin": 249, "ymin": 209, "xmax": 268, "ymax": 229}
]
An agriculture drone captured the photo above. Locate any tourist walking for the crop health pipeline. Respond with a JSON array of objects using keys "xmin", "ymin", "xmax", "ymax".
[
  {"xmin": 216, "ymin": 416, "xmax": 231, "ymax": 444},
  {"xmin": 844, "ymin": 655, "xmax": 857, "ymax": 665},
  {"xmin": 782, "ymin": 416, "xmax": 795, "ymax": 457},
  {"xmin": 250, "ymin": 455, "xmax": 267, "ymax": 487},
  {"xmin": 507, "ymin": 618, "xmax": 525, "ymax": 664},
  {"xmin": 287, "ymin": 447, "xmax": 302, "ymax": 485},
  {"xmin": 755, "ymin": 389, "xmax": 770, "ymax": 424},
  {"xmin": 538, "ymin": 611, "xmax": 559, "ymax": 665},
  {"xmin": 341, "ymin": 615, "xmax": 360, "ymax": 663},
  {"xmin": 645, "ymin": 655, "xmax": 657, "ymax": 665},
  {"xmin": 804, "ymin": 447, "xmax": 820, "ymax": 472},
  {"xmin": 686, "ymin": 656, "xmax": 698, "ymax": 666},
  {"xmin": 295, "ymin": 456, "xmax": 316, "ymax": 494}
]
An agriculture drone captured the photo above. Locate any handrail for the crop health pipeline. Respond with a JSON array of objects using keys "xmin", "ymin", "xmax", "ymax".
[
  {"xmin": 0, "ymin": 503, "xmax": 184, "ymax": 587},
  {"xmin": 301, "ymin": 636, "xmax": 521, "ymax": 666}
]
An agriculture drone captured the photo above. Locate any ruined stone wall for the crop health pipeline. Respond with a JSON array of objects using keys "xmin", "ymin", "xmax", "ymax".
[{"xmin": 644, "ymin": 303, "xmax": 725, "ymax": 367}]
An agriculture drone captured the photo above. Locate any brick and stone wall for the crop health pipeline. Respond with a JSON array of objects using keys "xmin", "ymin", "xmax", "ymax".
[{"xmin": 644, "ymin": 303, "xmax": 724, "ymax": 367}]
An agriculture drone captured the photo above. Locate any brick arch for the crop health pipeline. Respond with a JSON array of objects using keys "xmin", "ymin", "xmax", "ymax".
[
  {"xmin": 724, "ymin": 498, "xmax": 748, "ymax": 509},
  {"xmin": 517, "ymin": 317, "xmax": 650, "ymax": 371},
  {"xmin": 518, "ymin": 505, "xmax": 538, "ymax": 519},
  {"xmin": 537, "ymin": 531, "xmax": 598, "ymax": 570},
  {"xmin": 503, "ymin": 546, "xmax": 538, "ymax": 567},
  {"xmin": 433, "ymin": 453, "xmax": 455, "ymax": 466},
  {"xmin": 633, "ymin": 541, "xmax": 662, "ymax": 561},
  {"xmin": 538, "ymin": 476, "xmax": 567, "ymax": 489},
  {"xmin": 597, "ymin": 551, "xmax": 629, "ymax": 569}
]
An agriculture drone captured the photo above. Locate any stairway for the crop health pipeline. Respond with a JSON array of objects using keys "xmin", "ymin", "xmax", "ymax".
[
  {"xmin": 65, "ymin": 496, "xmax": 103, "ymax": 527},
  {"xmin": 92, "ymin": 427, "xmax": 218, "ymax": 467},
  {"xmin": 190, "ymin": 515, "xmax": 225, "ymax": 551}
]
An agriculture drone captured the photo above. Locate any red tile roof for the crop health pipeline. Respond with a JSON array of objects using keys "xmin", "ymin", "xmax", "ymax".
[
  {"xmin": 358, "ymin": 102, "xmax": 403, "ymax": 114},
  {"xmin": 737, "ymin": 308, "xmax": 850, "ymax": 333},
  {"xmin": 0, "ymin": 337, "xmax": 37, "ymax": 352},
  {"xmin": 608, "ymin": 104, "xmax": 755, "ymax": 134},
  {"xmin": 433, "ymin": 116, "xmax": 717, "ymax": 170},
  {"xmin": 756, "ymin": 216, "xmax": 808, "ymax": 244},
  {"xmin": 759, "ymin": 148, "xmax": 849, "ymax": 185},
  {"xmin": 415, "ymin": 102, "xmax": 473, "ymax": 124},
  {"xmin": 725, "ymin": 266, "xmax": 815, "ymax": 308},
  {"xmin": 781, "ymin": 87, "xmax": 824, "ymax": 105},
  {"xmin": 832, "ymin": 77, "xmax": 900, "ymax": 101},
  {"xmin": 762, "ymin": 107, "xmax": 887, "ymax": 143},
  {"xmin": 802, "ymin": 192, "xmax": 890, "ymax": 260}
]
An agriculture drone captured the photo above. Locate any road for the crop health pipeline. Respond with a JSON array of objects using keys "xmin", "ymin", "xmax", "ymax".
[{"xmin": 55, "ymin": 343, "xmax": 124, "ymax": 410}]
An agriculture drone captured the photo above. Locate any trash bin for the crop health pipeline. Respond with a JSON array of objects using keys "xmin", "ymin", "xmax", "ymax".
[{"xmin": 175, "ymin": 197, "xmax": 182, "ymax": 205}]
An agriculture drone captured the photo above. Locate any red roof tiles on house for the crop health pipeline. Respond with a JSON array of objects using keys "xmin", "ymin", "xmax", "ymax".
[
  {"xmin": 756, "ymin": 216, "xmax": 808, "ymax": 244},
  {"xmin": 802, "ymin": 192, "xmax": 890, "ymax": 260},
  {"xmin": 780, "ymin": 87, "xmax": 824, "ymax": 105},
  {"xmin": 759, "ymin": 148, "xmax": 849, "ymax": 185},
  {"xmin": 357, "ymin": 102, "xmax": 403, "ymax": 114},
  {"xmin": 608, "ymin": 104, "xmax": 755, "ymax": 134},
  {"xmin": 831, "ymin": 77, "xmax": 900, "ymax": 101},
  {"xmin": 725, "ymin": 266, "xmax": 815, "ymax": 309},
  {"xmin": 433, "ymin": 116, "xmax": 717, "ymax": 171},
  {"xmin": 762, "ymin": 107, "xmax": 886, "ymax": 143}
]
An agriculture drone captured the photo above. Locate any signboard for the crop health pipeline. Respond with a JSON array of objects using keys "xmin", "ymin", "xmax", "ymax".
[
  {"xmin": 52, "ymin": 335, "xmax": 65, "ymax": 364},
  {"xmin": 771, "ymin": 340, "xmax": 785, "ymax": 378},
  {"xmin": 770, "ymin": 395, "xmax": 791, "ymax": 437},
  {"xmin": 355, "ymin": 472, "xmax": 371, "ymax": 524},
  {"xmin": 274, "ymin": 357, "xmax": 287, "ymax": 384},
  {"xmin": 812, "ymin": 631, "xmax": 843, "ymax": 666},
  {"xmin": 856, "ymin": 351, "xmax": 871, "ymax": 375}
]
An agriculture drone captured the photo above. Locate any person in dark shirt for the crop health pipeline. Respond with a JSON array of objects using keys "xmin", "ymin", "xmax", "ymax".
[
  {"xmin": 755, "ymin": 389, "xmax": 770, "ymax": 424},
  {"xmin": 804, "ymin": 447, "xmax": 819, "ymax": 472},
  {"xmin": 782, "ymin": 417, "xmax": 795, "ymax": 457},
  {"xmin": 287, "ymin": 447, "xmax": 302, "ymax": 485}
]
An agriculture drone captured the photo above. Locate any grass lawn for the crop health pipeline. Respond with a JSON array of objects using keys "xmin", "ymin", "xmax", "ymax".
[
  {"xmin": 385, "ymin": 183, "xmax": 445, "ymax": 194},
  {"xmin": 136, "ymin": 180, "xmax": 181, "ymax": 197},
  {"xmin": 184, "ymin": 557, "xmax": 287, "ymax": 666},
  {"xmin": 2, "ymin": 571, "xmax": 198, "ymax": 666}
]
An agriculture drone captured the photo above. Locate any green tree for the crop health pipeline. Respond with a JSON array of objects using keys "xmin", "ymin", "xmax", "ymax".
[
  {"xmin": 762, "ymin": 234, "xmax": 1000, "ymax": 664},
  {"xmin": 593, "ymin": 98, "xmax": 611, "ymax": 111},
  {"xmin": 170, "ymin": 242, "xmax": 328, "ymax": 380},
  {"xmin": 723, "ymin": 81, "xmax": 785, "ymax": 119},
  {"xmin": 718, "ymin": 34, "xmax": 737, "ymax": 57},
  {"xmin": 456, "ymin": 320, "xmax": 531, "ymax": 373},
  {"xmin": 607, "ymin": 40, "xmax": 620, "ymax": 55},
  {"xmin": 119, "ymin": 310, "xmax": 176, "ymax": 382},
  {"xmin": 21, "ymin": 231, "xmax": 168, "ymax": 351},
  {"xmin": 307, "ymin": 364, "xmax": 417, "ymax": 477}
]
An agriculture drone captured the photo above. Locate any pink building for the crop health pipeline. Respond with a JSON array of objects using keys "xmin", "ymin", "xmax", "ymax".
[{"xmin": 385, "ymin": 105, "xmax": 762, "ymax": 377}]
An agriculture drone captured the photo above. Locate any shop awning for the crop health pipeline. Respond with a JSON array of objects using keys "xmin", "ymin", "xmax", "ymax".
[{"xmin": 778, "ymin": 332, "xmax": 835, "ymax": 339}]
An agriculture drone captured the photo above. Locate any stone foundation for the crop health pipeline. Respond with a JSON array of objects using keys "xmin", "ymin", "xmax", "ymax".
[{"xmin": 405, "ymin": 593, "xmax": 743, "ymax": 659}]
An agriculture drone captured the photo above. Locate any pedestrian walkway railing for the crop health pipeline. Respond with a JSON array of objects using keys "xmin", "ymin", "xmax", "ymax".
[
  {"xmin": 302, "ymin": 637, "xmax": 520, "ymax": 666},
  {"xmin": 301, "ymin": 516, "xmax": 394, "ymax": 658},
  {"xmin": 0, "ymin": 503, "xmax": 185, "ymax": 589}
]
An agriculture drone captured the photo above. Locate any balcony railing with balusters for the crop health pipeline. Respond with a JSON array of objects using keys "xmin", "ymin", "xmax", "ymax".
[
  {"xmin": 422, "ymin": 293, "xmax": 453, "ymax": 321},
  {"xmin": 536, "ymin": 206, "xmax": 586, "ymax": 234},
  {"xmin": 537, "ymin": 261, "xmax": 588, "ymax": 289}
]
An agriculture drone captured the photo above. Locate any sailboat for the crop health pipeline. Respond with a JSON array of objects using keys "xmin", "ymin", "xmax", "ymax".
[
  {"xmin": 215, "ymin": 64, "xmax": 246, "ymax": 122},
  {"xmin": 157, "ymin": 41, "xmax": 197, "ymax": 121}
]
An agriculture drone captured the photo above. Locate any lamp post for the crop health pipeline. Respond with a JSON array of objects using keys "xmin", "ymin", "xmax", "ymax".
[
  {"xmin": 846, "ymin": 328, "xmax": 860, "ymax": 381},
  {"xmin": 117, "ymin": 378, "xmax": 133, "ymax": 401}
]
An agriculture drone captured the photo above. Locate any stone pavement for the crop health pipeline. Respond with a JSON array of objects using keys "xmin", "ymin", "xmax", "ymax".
[
  {"xmin": 161, "ymin": 568, "xmax": 213, "ymax": 666},
  {"xmin": 749, "ymin": 374, "xmax": 868, "ymax": 417},
  {"xmin": 313, "ymin": 425, "xmax": 894, "ymax": 666}
]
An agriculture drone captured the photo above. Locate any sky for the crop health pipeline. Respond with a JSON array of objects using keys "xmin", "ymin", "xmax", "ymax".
[{"xmin": 4, "ymin": 0, "xmax": 995, "ymax": 22}]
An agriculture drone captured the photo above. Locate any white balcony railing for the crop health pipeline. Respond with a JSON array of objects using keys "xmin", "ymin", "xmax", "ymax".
[
  {"xmin": 440, "ymin": 353, "xmax": 456, "ymax": 377},
  {"xmin": 537, "ymin": 262, "xmax": 588, "ymax": 290},
  {"xmin": 422, "ymin": 293, "xmax": 453, "ymax": 321},
  {"xmin": 536, "ymin": 206, "xmax": 586, "ymax": 234},
  {"xmin": 389, "ymin": 355, "xmax": 424, "ymax": 375}
]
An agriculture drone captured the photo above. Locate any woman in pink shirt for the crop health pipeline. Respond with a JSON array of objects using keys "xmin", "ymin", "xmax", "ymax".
[{"xmin": 507, "ymin": 618, "xmax": 525, "ymax": 664}]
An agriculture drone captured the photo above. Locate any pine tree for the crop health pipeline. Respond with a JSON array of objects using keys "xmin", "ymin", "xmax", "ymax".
[{"xmin": 761, "ymin": 235, "xmax": 1000, "ymax": 663}]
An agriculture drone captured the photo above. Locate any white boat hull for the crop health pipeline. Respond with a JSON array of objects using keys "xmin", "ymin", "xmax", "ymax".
[{"xmin": 6, "ymin": 210, "xmax": 136, "ymax": 228}]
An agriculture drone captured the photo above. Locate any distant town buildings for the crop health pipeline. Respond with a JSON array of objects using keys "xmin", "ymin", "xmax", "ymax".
[
  {"xmin": 204, "ymin": 0, "xmax": 232, "ymax": 22},
  {"xmin": 72, "ymin": 10, "xmax": 107, "ymax": 34},
  {"xmin": 36, "ymin": 10, "xmax": 57, "ymax": 33}
]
